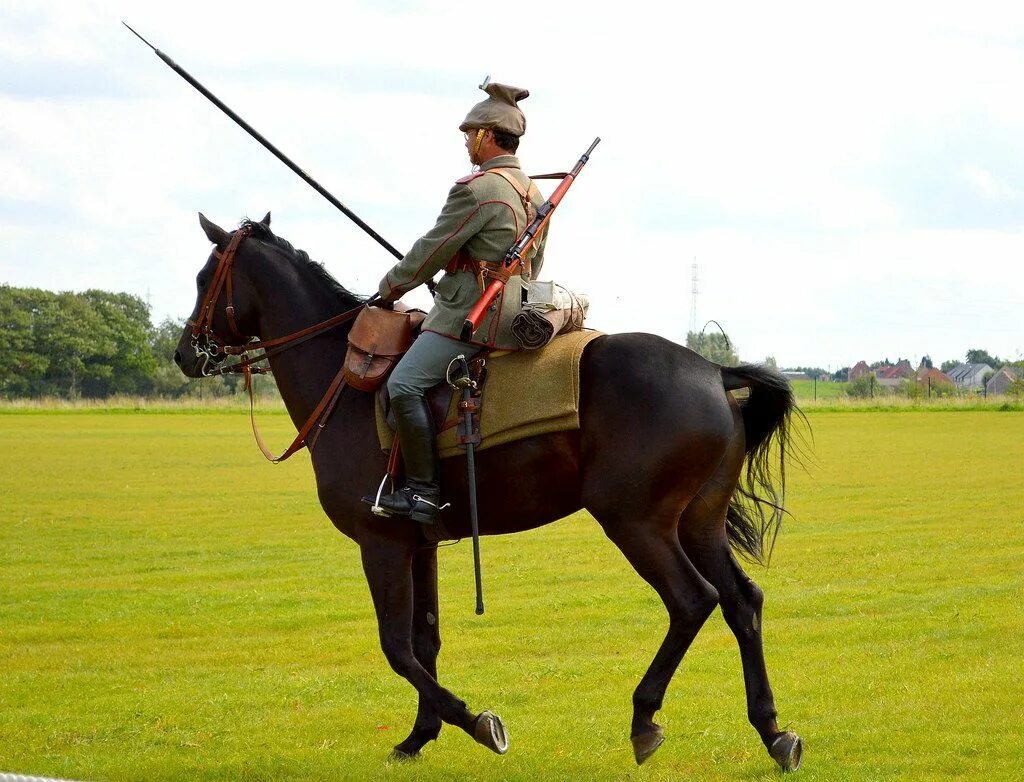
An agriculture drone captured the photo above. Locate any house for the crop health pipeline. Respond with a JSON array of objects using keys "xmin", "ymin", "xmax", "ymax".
[
  {"xmin": 947, "ymin": 363, "xmax": 994, "ymax": 390},
  {"xmin": 875, "ymin": 359, "xmax": 915, "ymax": 388},
  {"xmin": 916, "ymin": 367, "xmax": 955, "ymax": 389},
  {"xmin": 986, "ymin": 365, "xmax": 1022, "ymax": 396},
  {"xmin": 849, "ymin": 361, "xmax": 871, "ymax": 382}
]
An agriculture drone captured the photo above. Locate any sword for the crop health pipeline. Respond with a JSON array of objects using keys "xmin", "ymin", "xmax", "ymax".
[
  {"xmin": 123, "ymin": 21, "xmax": 405, "ymax": 262},
  {"xmin": 453, "ymin": 355, "xmax": 485, "ymax": 615}
]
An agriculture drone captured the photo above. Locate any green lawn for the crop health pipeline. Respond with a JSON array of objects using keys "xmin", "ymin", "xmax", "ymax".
[
  {"xmin": 1, "ymin": 411, "xmax": 1022, "ymax": 781},
  {"xmin": 788, "ymin": 379, "xmax": 848, "ymax": 400}
]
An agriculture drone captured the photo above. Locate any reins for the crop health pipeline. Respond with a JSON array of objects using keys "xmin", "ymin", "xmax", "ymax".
[{"xmin": 188, "ymin": 225, "xmax": 366, "ymax": 462}]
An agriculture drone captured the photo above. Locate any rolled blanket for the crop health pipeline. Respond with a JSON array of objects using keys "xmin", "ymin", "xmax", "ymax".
[
  {"xmin": 511, "ymin": 283, "xmax": 589, "ymax": 350},
  {"xmin": 510, "ymin": 308, "xmax": 554, "ymax": 349}
]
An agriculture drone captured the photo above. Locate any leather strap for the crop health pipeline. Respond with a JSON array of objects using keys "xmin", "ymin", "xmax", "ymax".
[
  {"xmin": 243, "ymin": 362, "xmax": 349, "ymax": 463},
  {"xmin": 486, "ymin": 168, "xmax": 545, "ymax": 274}
]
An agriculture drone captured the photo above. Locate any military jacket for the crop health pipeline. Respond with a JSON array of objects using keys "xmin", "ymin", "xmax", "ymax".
[{"xmin": 378, "ymin": 155, "xmax": 547, "ymax": 349}]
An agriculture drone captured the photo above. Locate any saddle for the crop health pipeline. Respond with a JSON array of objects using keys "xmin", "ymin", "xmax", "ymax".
[{"xmin": 344, "ymin": 303, "xmax": 603, "ymax": 459}]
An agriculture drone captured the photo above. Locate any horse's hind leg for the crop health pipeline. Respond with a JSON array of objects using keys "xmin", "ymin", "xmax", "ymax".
[
  {"xmin": 595, "ymin": 506, "xmax": 720, "ymax": 765},
  {"xmin": 678, "ymin": 421, "xmax": 804, "ymax": 771},
  {"xmin": 392, "ymin": 544, "xmax": 443, "ymax": 758}
]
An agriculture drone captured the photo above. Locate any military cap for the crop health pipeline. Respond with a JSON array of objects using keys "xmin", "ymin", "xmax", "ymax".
[{"xmin": 459, "ymin": 81, "xmax": 529, "ymax": 137}]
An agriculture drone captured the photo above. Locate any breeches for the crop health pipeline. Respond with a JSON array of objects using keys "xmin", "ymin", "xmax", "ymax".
[{"xmin": 387, "ymin": 330, "xmax": 483, "ymax": 399}]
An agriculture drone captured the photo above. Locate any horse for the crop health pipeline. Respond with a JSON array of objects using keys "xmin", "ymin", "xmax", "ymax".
[{"xmin": 174, "ymin": 212, "xmax": 805, "ymax": 771}]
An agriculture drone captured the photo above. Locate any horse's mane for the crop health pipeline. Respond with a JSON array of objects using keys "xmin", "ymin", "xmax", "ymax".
[{"xmin": 240, "ymin": 218, "xmax": 367, "ymax": 308}]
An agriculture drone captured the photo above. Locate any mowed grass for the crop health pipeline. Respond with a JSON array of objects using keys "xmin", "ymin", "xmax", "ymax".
[{"xmin": 1, "ymin": 411, "xmax": 1022, "ymax": 781}]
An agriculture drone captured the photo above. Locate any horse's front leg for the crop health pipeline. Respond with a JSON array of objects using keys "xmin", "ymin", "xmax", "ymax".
[
  {"xmin": 360, "ymin": 537, "xmax": 508, "ymax": 755},
  {"xmin": 392, "ymin": 543, "xmax": 443, "ymax": 758}
]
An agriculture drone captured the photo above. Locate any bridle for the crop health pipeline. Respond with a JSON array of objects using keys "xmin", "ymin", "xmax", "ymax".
[
  {"xmin": 187, "ymin": 224, "xmax": 254, "ymax": 376},
  {"xmin": 187, "ymin": 224, "xmax": 367, "ymax": 462}
]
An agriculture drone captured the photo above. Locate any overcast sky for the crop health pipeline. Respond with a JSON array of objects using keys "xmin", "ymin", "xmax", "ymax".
[{"xmin": 2, "ymin": 1, "xmax": 1022, "ymax": 370}]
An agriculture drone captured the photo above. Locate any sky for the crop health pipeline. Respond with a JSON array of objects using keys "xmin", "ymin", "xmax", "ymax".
[{"xmin": 2, "ymin": 0, "xmax": 1022, "ymax": 371}]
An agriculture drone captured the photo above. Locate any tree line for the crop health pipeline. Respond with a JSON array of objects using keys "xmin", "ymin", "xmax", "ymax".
[
  {"xmin": 4, "ymin": 285, "xmax": 1016, "ymax": 400},
  {"xmin": 0, "ymin": 285, "xmax": 249, "ymax": 399}
]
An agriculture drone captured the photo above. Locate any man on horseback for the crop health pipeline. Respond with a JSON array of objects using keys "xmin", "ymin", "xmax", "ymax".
[{"xmin": 368, "ymin": 81, "xmax": 548, "ymax": 525}]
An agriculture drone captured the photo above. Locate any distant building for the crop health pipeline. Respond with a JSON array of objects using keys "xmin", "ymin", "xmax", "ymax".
[
  {"xmin": 915, "ymin": 367, "xmax": 955, "ymax": 394},
  {"xmin": 986, "ymin": 365, "xmax": 1022, "ymax": 396},
  {"xmin": 875, "ymin": 359, "xmax": 915, "ymax": 388},
  {"xmin": 849, "ymin": 361, "xmax": 871, "ymax": 382},
  {"xmin": 916, "ymin": 367, "xmax": 955, "ymax": 386},
  {"xmin": 947, "ymin": 363, "xmax": 994, "ymax": 390}
]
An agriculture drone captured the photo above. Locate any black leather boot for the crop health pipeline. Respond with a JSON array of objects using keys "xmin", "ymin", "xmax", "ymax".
[{"xmin": 370, "ymin": 394, "xmax": 444, "ymax": 524}]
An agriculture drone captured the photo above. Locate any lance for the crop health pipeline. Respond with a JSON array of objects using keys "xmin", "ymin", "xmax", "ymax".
[{"xmin": 123, "ymin": 21, "xmax": 404, "ymax": 262}]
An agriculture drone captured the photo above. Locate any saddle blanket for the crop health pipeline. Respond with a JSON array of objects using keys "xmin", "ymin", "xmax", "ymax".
[{"xmin": 375, "ymin": 329, "xmax": 604, "ymax": 459}]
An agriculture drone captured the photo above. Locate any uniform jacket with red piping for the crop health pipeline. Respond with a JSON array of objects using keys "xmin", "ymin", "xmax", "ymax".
[{"xmin": 377, "ymin": 154, "xmax": 547, "ymax": 349}]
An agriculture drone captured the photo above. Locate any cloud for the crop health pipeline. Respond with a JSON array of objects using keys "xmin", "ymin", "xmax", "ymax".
[
  {"xmin": 2, "ymin": 0, "xmax": 1024, "ymax": 369},
  {"xmin": 962, "ymin": 164, "xmax": 1019, "ymax": 203}
]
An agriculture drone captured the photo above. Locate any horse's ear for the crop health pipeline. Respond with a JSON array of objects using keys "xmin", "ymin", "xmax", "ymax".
[
  {"xmin": 260, "ymin": 211, "xmax": 271, "ymax": 227},
  {"xmin": 198, "ymin": 212, "xmax": 229, "ymax": 247}
]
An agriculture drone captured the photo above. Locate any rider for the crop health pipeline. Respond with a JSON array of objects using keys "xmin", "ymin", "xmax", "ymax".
[{"xmin": 368, "ymin": 81, "xmax": 548, "ymax": 525}]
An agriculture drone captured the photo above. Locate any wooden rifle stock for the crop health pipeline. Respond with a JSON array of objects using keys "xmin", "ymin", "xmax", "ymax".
[{"xmin": 459, "ymin": 137, "xmax": 600, "ymax": 342}]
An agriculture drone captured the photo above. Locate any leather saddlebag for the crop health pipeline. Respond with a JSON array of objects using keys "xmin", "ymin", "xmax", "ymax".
[{"xmin": 344, "ymin": 306, "xmax": 423, "ymax": 392}]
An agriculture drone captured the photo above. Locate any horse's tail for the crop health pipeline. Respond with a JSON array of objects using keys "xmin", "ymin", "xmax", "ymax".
[{"xmin": 719, "ymin": 364, "xmax": 804, "ymax": 564}]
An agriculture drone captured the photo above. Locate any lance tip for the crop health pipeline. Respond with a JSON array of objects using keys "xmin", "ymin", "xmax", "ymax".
[{"xmin": 122, "ymin": 21, "xmax": 157, "ymax": 51}]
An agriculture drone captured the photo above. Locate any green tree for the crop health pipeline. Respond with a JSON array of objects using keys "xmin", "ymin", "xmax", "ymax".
[
  {"xmin": 920, "ymin": 355, "xmax": 933, "ymax": 369},
  {"xmin": 33, "ymin": 292, "xmax": 111, "ymax": 398},
  {"xmin": 686, "ymin": 330, "xmax": 739, "ymax": 366},
  {"xmin": 846, "ymin": 375, "xmax": 878, "ymax": 398},
  {"xmin": 0, "ymin": 286, "xmax": 50, "ymax": 398},
  {"xmin": 966, "ymin": 348, "xmax": 999, "ymax": 367},
  {"xmin": 151, "ymin": 317, "xmax": 192, "ymax": 397},
  {"xmin": 898, "ymin": 378, "xmax": 924, "ymax": 399},
  {"xmin": 81, "ymin": 290, "xmax": 158, "ymax": 396},
  {"xmin": 940, "ymin": 358, "xmax": 960, "ymax": 372}
]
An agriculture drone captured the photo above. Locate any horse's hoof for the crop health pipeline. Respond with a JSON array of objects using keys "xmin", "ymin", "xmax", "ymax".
[
  {"xmin": 631, "ymin": 726, "xmax": 665, "ymax": 765},
  {"xmin": 389, "ymin": 747, "xmax": 419, "ymax": 762},
  {"xmin": 473, "ymin": 710, "xmax": 509, "ymax": 755},
  {"xmin": 769, "ymin": 731, "xmax": 803, "ymax": 772}
]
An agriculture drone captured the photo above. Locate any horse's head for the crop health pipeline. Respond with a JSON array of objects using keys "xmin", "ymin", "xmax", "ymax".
[{"xmin": 174, "ymin": 212, "xmax": 271, "ymax": 378}]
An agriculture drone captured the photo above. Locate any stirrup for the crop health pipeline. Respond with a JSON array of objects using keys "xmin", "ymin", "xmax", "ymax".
[{"xmin": 365, "ymin": 473, "xmax": 392, "ymax": 517}]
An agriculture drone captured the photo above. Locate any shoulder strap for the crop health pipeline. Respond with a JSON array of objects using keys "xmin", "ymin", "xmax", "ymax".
[
  {"xmin": 486, "ymin": 168, "xmax": 535, "ymax": 220},
  {"xmin": 455, "ymin": 171, "xmax": 487, "ymax": 184},
  {"xmin": 486, "ymin": 168, "xmax": 547, "ymax": 274}
]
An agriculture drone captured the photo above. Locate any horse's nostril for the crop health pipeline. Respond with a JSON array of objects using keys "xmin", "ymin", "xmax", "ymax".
[{"xmin": 174, "ymin": 350, "xmax": 183, "ymax": 366}]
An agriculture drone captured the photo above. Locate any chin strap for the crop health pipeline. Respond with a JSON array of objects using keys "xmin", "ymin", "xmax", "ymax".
[{"xmin": 472, "ymin": 128, "xmax": 486, "ymax": 159}]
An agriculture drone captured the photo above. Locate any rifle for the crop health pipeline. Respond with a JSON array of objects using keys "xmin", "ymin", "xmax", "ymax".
[
  {"xmin": 123, "ymin": 22, "xmax": 405, "ymax": 263},
  {"xmin": 459, "ymin": 137, "xmax": 600, "ymax": 342}
]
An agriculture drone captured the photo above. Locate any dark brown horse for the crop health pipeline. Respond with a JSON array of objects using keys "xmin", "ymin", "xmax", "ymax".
[{"xmin": 175, "ymin": 213, "xmax": 805, "ymax": 771}]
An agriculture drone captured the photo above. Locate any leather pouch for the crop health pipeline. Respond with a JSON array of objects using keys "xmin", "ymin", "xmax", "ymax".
[{"xmin": 344, "ymin": 306, "xmax": 424, "ymax": 392}]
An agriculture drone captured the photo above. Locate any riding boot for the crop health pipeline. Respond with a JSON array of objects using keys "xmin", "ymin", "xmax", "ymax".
[{"xmin": 372, "ymin": 394, "xmax": 444, "ymax": 524}]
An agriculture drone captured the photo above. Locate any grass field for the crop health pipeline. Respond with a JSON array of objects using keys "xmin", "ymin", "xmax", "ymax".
[{"xmin": 2, "ymin": 410, "xmax": 1023, "ymax": 781}]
